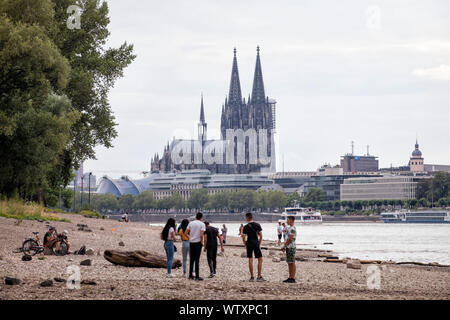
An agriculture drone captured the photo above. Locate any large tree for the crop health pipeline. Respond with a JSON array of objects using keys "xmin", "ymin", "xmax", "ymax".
[
  {"xmin": 50, "ymin": 0, "xmax": 136, "ymax": 165},
  {"xmin": 0, "ymin": 0, "xmax": 135, "ymax": 203}
]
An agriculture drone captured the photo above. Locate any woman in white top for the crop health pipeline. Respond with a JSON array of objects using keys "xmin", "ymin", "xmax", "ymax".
[{"xmin": 161, "ymin": 218, "xmax": 177, "ymax": 276}]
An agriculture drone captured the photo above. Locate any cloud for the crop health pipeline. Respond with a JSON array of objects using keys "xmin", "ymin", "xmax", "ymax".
[{"xmin": 412, "ymin": 65, "xmax": 450, "ymax": 81}]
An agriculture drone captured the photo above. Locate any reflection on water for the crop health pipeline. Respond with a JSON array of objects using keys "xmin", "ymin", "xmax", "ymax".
[{"xmin": 209, "ymin": 222, "xmax": 450, "ymax": 264}]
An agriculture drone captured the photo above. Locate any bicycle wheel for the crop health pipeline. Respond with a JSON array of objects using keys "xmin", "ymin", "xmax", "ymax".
[
  {"xmin": 53, "ymin": 241, "xmax": 69, "ymax": 256},
  {"xmin": 22, "ymin": 239, "xmax": 39, "ymax": 256}
]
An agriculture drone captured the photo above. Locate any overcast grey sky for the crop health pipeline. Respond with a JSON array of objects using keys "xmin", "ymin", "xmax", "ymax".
[{"xmin": 85, "ymin": 0, "xmax": 450, "ymax": 179}]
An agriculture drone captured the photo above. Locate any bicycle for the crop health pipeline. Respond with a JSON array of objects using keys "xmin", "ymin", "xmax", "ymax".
[{"xmin": 22, "ymin": 230, "xmax": 69, "ymax": 256}]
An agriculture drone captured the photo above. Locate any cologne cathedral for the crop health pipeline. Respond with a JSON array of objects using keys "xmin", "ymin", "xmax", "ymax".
[{"xmin": 151, "ymin": 47, "xmax": 276, "ymax": 174}]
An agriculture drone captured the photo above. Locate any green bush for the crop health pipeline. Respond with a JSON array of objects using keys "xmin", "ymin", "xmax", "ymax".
[{"xmin": 0, "ymin": 199, "xmax": 70, "ymax": 223}]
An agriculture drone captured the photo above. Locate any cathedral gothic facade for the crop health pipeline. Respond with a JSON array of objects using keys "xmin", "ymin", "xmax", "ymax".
[{"xmin": 151, "ymin": 47, "xmax": 276, "ymax": 174}]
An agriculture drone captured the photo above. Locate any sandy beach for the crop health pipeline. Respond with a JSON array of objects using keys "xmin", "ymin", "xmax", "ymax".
[{"xmin": 0, "ymin": 213, "xmax": 449, "ymax": 300}]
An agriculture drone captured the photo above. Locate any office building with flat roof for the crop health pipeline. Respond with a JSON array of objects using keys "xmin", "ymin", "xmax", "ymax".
[{"xmin": 340, "ymin": 176, "xmax": 419, "ymax": 201}]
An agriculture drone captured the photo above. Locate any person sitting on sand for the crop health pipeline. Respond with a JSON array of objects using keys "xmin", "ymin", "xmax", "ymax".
[
  {"xmin": 185, "ymin": 212, "xmax": 206, "ymax": 281},
  {"xmin": 121, "ymin": 212, "xmax": 129, "ymax": 223},
  {"xmin": 242, "ymin": 213, "xmax": 266, "ymax": 282},
  {"xmin": 43, "ymin": 226, "xmax": 57, "ymax": 248},
  {"xmin": 281, "ymin": 216, "xmax": 297, "ymax": 283},
  {"xmin": 178, "ymin": 219, "xmax": 190, "ymax": 277},
  {"xmin": 204, "ymin": 222, "xmax": 224, "ymax": 278},
  {"xmin": 161, "ymin": 218, "xmax": 177, "ymax": 277}
]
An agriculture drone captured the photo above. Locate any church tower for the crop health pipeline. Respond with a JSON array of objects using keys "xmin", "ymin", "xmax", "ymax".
[
  {"xmin": 409, "ymin": 139, "xmax": 424, "ymax": 172},
  {"xmin": 198, "ymin": 94, "xmax": 207, "ymax": 142}
]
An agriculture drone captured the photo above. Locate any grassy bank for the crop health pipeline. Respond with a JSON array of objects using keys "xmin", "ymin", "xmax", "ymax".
[
  {"xmin": 45, "ymin": 207, "xmax": 102, "ymax": 219},
  {"xmin": 0, "ymin": 200, "xmax": 71, "ymax": 223}
]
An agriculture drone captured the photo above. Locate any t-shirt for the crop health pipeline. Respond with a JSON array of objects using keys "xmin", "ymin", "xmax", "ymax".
[
  {"xmin": 277, "ymin": 225, "xmax": 283, "ymax": 235},
  {"xmin": 205, "ymin": 226, "xmax": 219, "ymax": 247},
  {"xmin": 285, "ymin": 225, "xmax": 297, "ymax": 248},
  {"xmin": 167, "ymin": 227, "xmax": 175, "ymax": 241},
  {"xmin": 43, "ymin": 231, "xmax": 53, "ymax": 245},
  {"xmin": 187, "ymin": 220, "xmax": 206, "ymax": 243},
  {"xmin": 178, "ymin": 228, "xmax": 189, "ymax": 241},
  {"xmin": 243, "ymin": 222, "xmax": 262, "ymax": 242}
]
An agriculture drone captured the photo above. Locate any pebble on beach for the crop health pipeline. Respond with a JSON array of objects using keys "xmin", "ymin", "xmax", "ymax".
[{"xmin": 1, "ymin": 214, "xmax": 449, "ymax": 300}]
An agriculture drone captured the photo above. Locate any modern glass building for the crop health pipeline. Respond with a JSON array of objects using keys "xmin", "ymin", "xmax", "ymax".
[
  {"xmin": 340, "ymin": 176, "xmax": 419, "ymax": 201},
  {"xmin": 96, "ymin": 169, "xmax": 275, "ymax": 200},
  {"xmin": 300, "ymin": 173, "xmax": 379, "ymax": 201}
]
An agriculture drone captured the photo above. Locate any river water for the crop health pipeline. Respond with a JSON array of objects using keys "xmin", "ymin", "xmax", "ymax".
[{"xmin": 160, "ymin": 222, "xmax": 450, "ymax": 265}]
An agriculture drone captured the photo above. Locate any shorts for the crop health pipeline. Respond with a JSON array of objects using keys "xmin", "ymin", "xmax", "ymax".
[
  {"xmin": 246, "ymin": 240, "xmax": 262, "ymax": 259},
  {"xmin": 277, "ymin": 234, "xmax": 282, "ymax": 240},
  {"xmin": 286, "ymin": 247, "xmax": 296, "ymax": 264}
]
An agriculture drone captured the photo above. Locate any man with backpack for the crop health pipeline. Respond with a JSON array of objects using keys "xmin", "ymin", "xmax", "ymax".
[{"xmin": 242, "ymin": 212, "xmax": 266, "ymax": 282}]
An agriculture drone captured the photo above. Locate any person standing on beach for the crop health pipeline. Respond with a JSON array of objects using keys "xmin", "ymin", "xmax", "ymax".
[
  {"xmin": 242, "ymin": 212, "xmax": 266, "ymax": 282},
  {"xmin": 185, "ymin": 212, "xmax": 206, "ymax": 280},
  {"xmin": 221, "ymin": 224, "xmax": 228, "ymax": 244},
  {"xmin": 161, "ymin": 218, "xmax": 177, "ymax": 277},
  {"xmin": 282, "ymin": 222, "xmax": 287, "ymax": 242},
  {"xmin": 204, "ymin": 222, "xmax": 224, "ymax": 278},
  {"xmin": 239, "ymin": 224, "xmax": 244, "ymax": 238},
  {"xmin": 282, "ymin": 216, "xmax": 297, "ymax": 283},
  {"xmin": 178, "ymin": 219, "xmax": 190, "ymax": 277},
  {"xmin": 277, "ymin": 222, "xmax": 283, "ymax": 246}
]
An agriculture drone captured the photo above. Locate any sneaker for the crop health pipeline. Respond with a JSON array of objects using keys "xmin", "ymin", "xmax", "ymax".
[
  {"xmin": 167, "ymin": 273, "xmax": 176, "ymax": 278},
  {"xmin": 188, "ymin": 276, "xmax": 195, "ymax": 280},
  {"xmin": 283, "ymin": 278, "xmax": 291, "ymax": 283},
  {"xmin": 195, "ymin": 277, "xmax": 204, "ymax": 281},
  {"xmin": 249, "ymin": 277, "xmax": 255, "ymax": 282},
  {"xmin": 208, "ymin": 274, "xmax": 215, "ymax": 278},
  {"xmin": 256, "ymin": 277, "xmax": 266, "ymax": 282}
]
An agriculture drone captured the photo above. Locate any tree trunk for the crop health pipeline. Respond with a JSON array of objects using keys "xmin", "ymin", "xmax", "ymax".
[{"xmin": 104, "ymin": 250, "xmax": 182, "ymax": 268}]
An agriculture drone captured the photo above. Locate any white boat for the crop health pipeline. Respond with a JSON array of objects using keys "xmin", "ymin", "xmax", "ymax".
[
  {"xmin": 381, "ymin": 210, "xmax": 450, "ymax": 224},
  {"xmin": 278, "ymin": 207, "xmax": 322, "ymax": 224}
]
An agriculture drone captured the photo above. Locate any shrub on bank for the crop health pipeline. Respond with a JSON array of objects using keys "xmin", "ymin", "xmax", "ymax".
[
  {"xmin": 76, "ymin": 209, "xmax": 102, "ymax": 219},
  {"xmin": 0, "ymin": 199, "xmax": 71, "ymax": 223}
]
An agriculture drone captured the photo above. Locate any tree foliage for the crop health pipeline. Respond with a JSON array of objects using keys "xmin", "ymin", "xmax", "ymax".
[
  {"xmin": 303, "ymin": 188, "xmax": 325, "ymax": 202},
  {"xmin": 0, "ymin": 0, "xmax": 135, "ymax": 204}
]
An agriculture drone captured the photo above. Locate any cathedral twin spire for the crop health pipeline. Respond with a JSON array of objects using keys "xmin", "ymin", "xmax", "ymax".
[
  {"xmin": 251, "ymin": 46, "xmax": 266, "ymax": 105},
  {"xmin": 228, "ymin": 48, "xmax": 243, "ymax": 104},
  {"xmin": 219, "ymin": 46, "xmax": 270, "ymax": 136}
]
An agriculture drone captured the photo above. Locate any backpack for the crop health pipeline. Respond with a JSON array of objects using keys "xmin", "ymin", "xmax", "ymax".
[{"xmin": 74, "ymin": 245, "xmax": 86, "ymax": 255}]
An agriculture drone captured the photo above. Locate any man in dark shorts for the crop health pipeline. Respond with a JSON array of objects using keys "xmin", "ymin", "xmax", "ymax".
[
  {"xmin": 203, "ymin": 222, "xmax": 224, "ymax": 278},
  {"xmin": 242, "ymin": 212, "xmax": 266, "ymax": 282}
]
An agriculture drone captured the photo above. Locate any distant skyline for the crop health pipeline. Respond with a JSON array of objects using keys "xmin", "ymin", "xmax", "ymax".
[{"xmin": 85, "ymin": 0, "xmax": 450, "ymax": 179}]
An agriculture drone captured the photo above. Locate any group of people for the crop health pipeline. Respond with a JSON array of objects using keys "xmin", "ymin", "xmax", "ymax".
[
  {"xmin": 161, "ymin": 212, "xmax": 227, "ymax": 280},
  {"xmin": 277, "ymin": 222, "xmax": 290, "ymax": 246},
  {"xmin": 161, "ymin": 212, "xmax": 298, "ymax": 283},
  {"xmin": 43, "ymin": 226, "xmax": 70, "ymax": 253}
]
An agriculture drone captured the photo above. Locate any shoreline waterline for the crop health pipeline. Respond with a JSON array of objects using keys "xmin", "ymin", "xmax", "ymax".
[{"xmin": 150, "ymin": 221, "xmax": 450, "ymax": 265}]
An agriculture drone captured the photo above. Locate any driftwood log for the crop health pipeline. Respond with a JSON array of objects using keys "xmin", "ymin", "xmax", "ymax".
[
  {"xmin": 396, "ymin": 261, "xmax": 450, "ymax": 268},
  {"xmin": 104, "ymin": 250, "xmax": 182, "ymax": 269}
]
